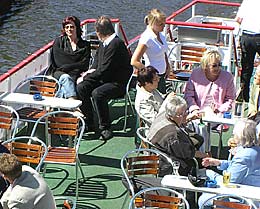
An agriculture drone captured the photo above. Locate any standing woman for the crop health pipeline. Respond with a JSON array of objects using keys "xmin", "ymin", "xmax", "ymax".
[
  {"xmin": 48, "ymin": 16, "xmax": 91, "ymax": 99},
  {"xmin": 131, "ymin": 9, "xmax": 170, "ymax": 94}
]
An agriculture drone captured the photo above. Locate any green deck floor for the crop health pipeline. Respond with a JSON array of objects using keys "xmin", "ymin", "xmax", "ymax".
[{"xmin": 23, "ymin": 97, "xmax": 238, "ymax": 209}]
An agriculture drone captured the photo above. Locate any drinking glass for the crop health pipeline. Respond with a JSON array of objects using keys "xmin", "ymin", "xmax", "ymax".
[
  {"xmin": 223, "ymin": 170, "xmax": 231, "ymax": 185},
  {"xmin": 233, "ymin": 101, "xmax": 244, "ymax": 118},
  {"xmin": 173, "ymin": 161, "xmax": 180, "ymax": 176}
]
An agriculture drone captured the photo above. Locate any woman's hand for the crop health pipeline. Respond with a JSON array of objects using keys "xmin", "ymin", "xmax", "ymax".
[{"xmin": 202, "ymin": 157, "xmax": 221, "ymax": 167}]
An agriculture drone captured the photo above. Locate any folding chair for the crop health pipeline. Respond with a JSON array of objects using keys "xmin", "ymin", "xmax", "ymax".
[
  {"xmin": 199, "ymin": 194, "xmax": 258, "ymax": 209},
  {"xmin": 13, "ymin": 75, "xmax": 60, "ymax": 122},
  {"xmin": 120, "ymin": 148, "xmax": 174, "ymax": 209},
  {"xmin": 2, "ymin": 136, "xmax": 48, "ymax": 172},
  {"xmin": 0, "ymin": 105, "xmax": 20, "ymax": 140},
  {"xmin": 128, "ymin": 186, "xmax": 190, "ymax": 209},
  {"xmin": 31, "ymin": 110, "xmax": 85, "ymax": 200}
]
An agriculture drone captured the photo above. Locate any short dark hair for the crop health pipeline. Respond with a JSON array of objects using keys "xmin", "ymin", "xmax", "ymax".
[
  {"xmin": 137, "ymin": 66, "xmax": 159, "ymax": 87},
  {"xmin": 62, "ymin": 16, "xmax": 82, "ymax": 38},
  {"xmin": 0, "ymin": 153, "xmax": 22, "ymax": 181},
  {"xmin": 95, "ymin": 16, "xmax": 115, "ymax": 36}
]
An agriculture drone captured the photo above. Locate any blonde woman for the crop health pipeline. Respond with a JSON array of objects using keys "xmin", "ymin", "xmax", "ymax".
[
  {"xmin": 184, "ymin": 49, "xmax": 236, "ymax": 152},
  {"xmin": 131, "ymin": 9, "xmax": 170, "ymax": 93}
]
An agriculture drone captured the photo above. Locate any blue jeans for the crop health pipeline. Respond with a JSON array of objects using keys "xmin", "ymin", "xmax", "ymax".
[{"xmin": 56, "ymin": 74, "xmax": 77, "ymax": 98}]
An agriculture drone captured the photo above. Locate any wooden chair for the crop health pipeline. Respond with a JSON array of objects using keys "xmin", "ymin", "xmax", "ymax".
[
  {"xmin": 13, "ymin": 75, "xmax": 60, "ymax": 122},
  {"xmin": 120, "ymin": 148, "xmax": 174, "ymax": 209},
  {"xmin": 0, "ymin": 105, "xmax": 20, "ymax": 140},
  {"xmin": 199, "ymin": 194, "xmax": 258, "ymax": 209},
  {"xmin": 30, "ymin": 110, "xmax": 85, "ymax": 200},
  {"xmin": 128, "ymin": 187, "xmax": 190, "ymax": 209},
  {"xmin": 2, "ymin": 136, "xmax": 48, "ymax": 172},
  {"xmin": 54, "ymin": 196, "xmax": 76, "ymax": 209}
]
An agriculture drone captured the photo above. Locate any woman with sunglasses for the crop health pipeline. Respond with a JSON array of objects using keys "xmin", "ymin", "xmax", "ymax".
[
  {"xmin": 184, "ymin": 49, "xmax": 236, "ymax": 153},
  {"xmin": 48, "ymin": 16, "xmax": 91, "ymax": 99}
]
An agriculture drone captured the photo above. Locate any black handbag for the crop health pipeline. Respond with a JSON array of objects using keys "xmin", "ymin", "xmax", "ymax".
[{"xmin": 188, "ymin": 166, "xmax": 208, "ymax": 187}]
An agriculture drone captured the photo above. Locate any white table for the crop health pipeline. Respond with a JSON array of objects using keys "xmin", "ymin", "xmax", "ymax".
[
  {"xmin": 0, "ymin": 92, "xmax": 82, "ymax": 110},
  {"xmin": 202, "ymin": 115, "xmax": 243, "ymax": 157},
  {"xmin": 161, "ymin": 175, "xmax": 260, "ymax": 201}
]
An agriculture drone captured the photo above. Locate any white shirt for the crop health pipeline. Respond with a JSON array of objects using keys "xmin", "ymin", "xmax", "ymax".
[
  {"xmin": 236, "ymin": 0, "xmax": 260, "ymax": 34},
  {"xmin": 103, "ymin": 33, "xmax": 116, "ymax": 46},
  {"xmin": 139, "ymin": 27, "xmax": 168, "ymax": 74}
]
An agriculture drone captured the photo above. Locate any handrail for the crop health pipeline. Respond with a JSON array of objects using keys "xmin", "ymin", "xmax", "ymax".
[
  {"xmin": 167, "ymin": 0, "xmax": 240, "ymax": 20},
  {"xmin": 166, "ymin": 20, "xmax": 235, "ymax": 31}
]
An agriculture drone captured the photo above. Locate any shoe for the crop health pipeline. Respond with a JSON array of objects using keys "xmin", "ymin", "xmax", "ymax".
[{"xmin": 100, "ymin": 129, "xmax": 113, "ymax": 141}]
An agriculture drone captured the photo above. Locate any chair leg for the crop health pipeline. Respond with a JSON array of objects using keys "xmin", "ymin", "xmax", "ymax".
[
  {"xmin": 123, "ymin": 95, "xmax": 128, "ymax": 132},
  {"xmin": 42, "ymin": 163, "xmax": 47, "ymax": 177},
  {"xmin": 76, "ymin": 161, "xmax": 79, "ymax": 200},
  {"xmin": 77, "ymin": 158, "xmax": 85, "ymax": 179},
  {"xmin": 217, "ymin": 125, "xmax": 223, "ymax": 158}
]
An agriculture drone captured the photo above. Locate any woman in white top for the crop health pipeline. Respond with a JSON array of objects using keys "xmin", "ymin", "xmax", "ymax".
[
  {"xmin": 131, "ymin": 9, "xmax": 170, "ymax": 94},
  {"xmin": 135, "ymin": 66, "xmax": 163, "ymax": 127}
]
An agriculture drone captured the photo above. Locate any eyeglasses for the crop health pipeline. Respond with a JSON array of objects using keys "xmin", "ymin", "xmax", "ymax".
[
  {"xmin": 65, "ymin": 25, "xmax": 75, "ymax": 29},
  {"xmin": 208, "ymin": 63, "xmax": 221, "ymax": 68},
  {"xmin": 175, "ymin": 110, "xmax": 189, "ymax": 118}
]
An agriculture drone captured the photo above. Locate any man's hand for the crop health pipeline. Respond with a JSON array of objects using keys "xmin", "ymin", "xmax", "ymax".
[{"xmin": 77, "ymin": 69, "xmax": 96, "ymax": 84}]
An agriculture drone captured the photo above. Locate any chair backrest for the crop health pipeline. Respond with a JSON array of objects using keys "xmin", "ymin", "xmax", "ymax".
[
  {"xmin": 128, "ymin": 186, "xmax": 190, "ymax": 209},
  {"xmin": 121, "ymin": 148, "xmax": 174, "ymax": 197},
  {"xmin": 199, "ymin": 194, "xmax": 258, "ymax": 209},
  {"xmin": 54, "ymin": 196, "xmax": 76, "ymax": 209},
  {"xmin": 0, "ymin": 105, "xmax": 20, "ymax": 140},
  {"xmin": 136, "ymin": 127, "xmax": 154, "ymax": 149},
  {"xmin": 14, "ymin": 75, "xmax": 60, "ymax": 97},
  {"xmin": 2, "ymin": 136, "xmax": 48, "ymax": 172},
  {"xmin": 31, "ymin": 110, "xmax": 85, "ymax": 149}
]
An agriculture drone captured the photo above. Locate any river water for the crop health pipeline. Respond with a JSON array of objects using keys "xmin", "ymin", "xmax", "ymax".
[{"xmin": 0, "ymin": 0, "xmax": 241, "ymax": 74}]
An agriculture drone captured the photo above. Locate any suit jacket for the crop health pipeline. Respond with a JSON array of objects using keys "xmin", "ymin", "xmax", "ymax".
[
  {"xmin": 84, "ymin": 35, "xmax": 132, "ymax": 86},
  {"xmin": 248, "ymin": 83, "xmax": 260, "ymax": 117},
  {"xmin": 184, "ymin": 68, "xmax": 236, "ymax": 113},
  {"xmin": 1, "ymin": 166, "xmax": 56, "ymax": 209},
  {"xmin": 218, "ymin": 145, "xmax": 260, "ymax": 186}
]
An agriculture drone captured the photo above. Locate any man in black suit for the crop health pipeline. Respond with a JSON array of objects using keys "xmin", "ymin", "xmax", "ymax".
[{"xmin": 77, "ymin": 16, "xmax": 132, "ymax": 140}]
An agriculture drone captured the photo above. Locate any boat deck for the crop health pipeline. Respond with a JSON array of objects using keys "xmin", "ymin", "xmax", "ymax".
[{"xmin": 30, "ymin": 97, "xmax": 232, "ymax": 209}]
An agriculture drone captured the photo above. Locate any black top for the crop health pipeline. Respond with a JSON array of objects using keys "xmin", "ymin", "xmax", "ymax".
[
  {"xmin": 48, "ymin": 35, "xmax": 91, "ymax": 81},
  {"xmin": 84, "ymin": 35, "xmax": 132, "ymax": 86}
]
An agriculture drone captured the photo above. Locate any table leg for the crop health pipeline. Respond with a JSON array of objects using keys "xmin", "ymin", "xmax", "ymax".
[{"xmin": 206, "ymin": 122, "xmax": 211, "ymax": 153}]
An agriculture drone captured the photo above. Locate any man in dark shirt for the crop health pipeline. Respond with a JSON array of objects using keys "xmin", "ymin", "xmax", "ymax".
[{"xmin": 77, "ymin": 16, "xmax": 132, "ymax": 140}]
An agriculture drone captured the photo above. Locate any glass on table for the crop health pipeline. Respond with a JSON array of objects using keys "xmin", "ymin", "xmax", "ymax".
[
  {"xmin": 223, "ymin": 170, "xmax": 231, "ymax": 185},
  {"xmin": 233, "ymin": 101, "xmax": 245, "ymax": 118},
  {"xmin": 173, "ymin": 161, "xmax": 180, "ymax": 176}
]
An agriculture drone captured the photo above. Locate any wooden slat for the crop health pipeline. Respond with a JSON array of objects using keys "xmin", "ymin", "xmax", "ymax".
[
  {"xmin": 214, "ymin": 200, "xmax": 250, "ymax": 209},
  {"xmin": 49, "ymin": 117, "xmax": 78, "ymax": 123},
  {"xmin": 181, "ymin": 46, "xmax": 207, "ymax": 52},
  {"xmin": 128, "ymin": 155, "xmax": 159, "ymax": 163},
  {"xmin": 48, "ymin": 129, "xmax": 77, "ymax": 136},
  {"xmin": 0, "ymin": 124, "xmax": 11, "ymax": 130},
  {"xmin": 0, "ymin": 118, "xmax": 12, "ymax": 123},
  {"xmin": 145, "ymin": 194, "xmax": 181, "ymax": 203},
  {"xmin": 49, "ymin": 123, "xmax": 78, "ymax": 129},
  {"xmin": 0, "ymin": 112, "xmax": 12, "ymax": 117},
  {"xmin": 30, "ymin": 80, "xmax": 57, "ymax": 88},
  {"xmin": 45, "ymin": 147, "xmax": 76, "ymax": 163}
]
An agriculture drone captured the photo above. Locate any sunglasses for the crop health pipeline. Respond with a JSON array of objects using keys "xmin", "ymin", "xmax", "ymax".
[{"xmin": 208, "ymin": 63, "xmax": 221, "ymax": 68}]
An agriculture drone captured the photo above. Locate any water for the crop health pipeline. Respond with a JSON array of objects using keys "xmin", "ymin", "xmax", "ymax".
[{"xmin": 0, "ymin": 0, "xmax": 241, "ymax": 74}]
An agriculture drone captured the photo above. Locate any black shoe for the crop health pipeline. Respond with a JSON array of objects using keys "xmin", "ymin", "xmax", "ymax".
[{"xmin": 100, "ymin": 129, "xmax": 113, "ymax": 141}]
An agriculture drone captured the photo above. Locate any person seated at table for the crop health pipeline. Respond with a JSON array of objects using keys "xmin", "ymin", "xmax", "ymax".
[
  {"xmin": 135, "ymin": 66, "xmax": 175, "ymax": 127},
  {"xmin": 198, "ymin": 119, "xmax": 260, "ymax": 208},
  {"xmin": 48, "ymin": 16, "xmax": 91, "ymax": 99},
  {"xmin": 184, "ymin": 49, "xmax": 236, "ymax": 152},
  {"xmin": 248, "ymin": 65, "xmax": 260, "ymax": 139},
  {"xmin": 0, "ymin": 153, "xmax": 56, "ymax": 209},
  {"xmin": 76, "ymin": 16, "xmax": 132, "ymax": 140},
  {"xmin": 147, "ymin": 95, "xmax": 200, "ymax": 176}
]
